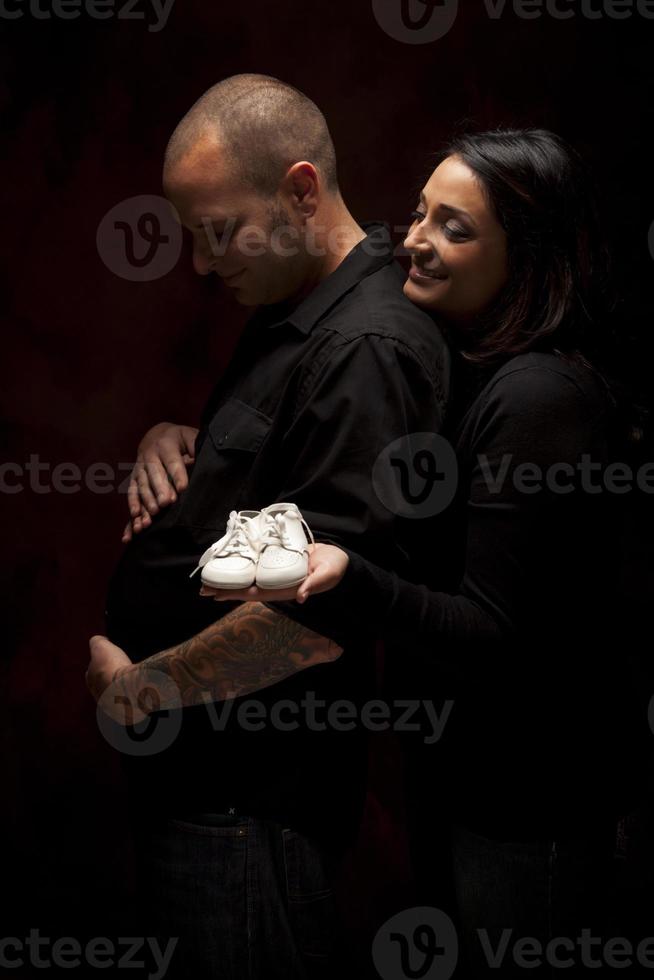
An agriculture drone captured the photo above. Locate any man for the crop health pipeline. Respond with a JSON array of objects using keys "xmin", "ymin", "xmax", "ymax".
[{"xmin": 87, "ymin": 74, "xmax": 450, "ymax": 979}]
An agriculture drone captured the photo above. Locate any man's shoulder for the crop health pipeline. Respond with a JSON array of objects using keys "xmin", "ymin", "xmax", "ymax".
[{"xmin": 315, "ymin": 260, "xmax": 450, "ymax": 379}]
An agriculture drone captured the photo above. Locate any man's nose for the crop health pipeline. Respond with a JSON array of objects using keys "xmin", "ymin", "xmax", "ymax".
[{"xmin": 192, "ymin": 240, "xmax": 213, "ymax": 276}]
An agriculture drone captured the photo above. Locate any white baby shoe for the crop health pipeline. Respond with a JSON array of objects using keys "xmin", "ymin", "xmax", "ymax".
[
  {"xmin": 255, "ymin": 502, "xmax": 315, "ymax": 590},
  {"xmin": 191, "ymin": 510, "xmax": 262, "ymax": 589}
]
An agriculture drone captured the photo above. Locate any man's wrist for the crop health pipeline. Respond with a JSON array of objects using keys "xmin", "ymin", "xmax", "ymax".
[{"xmin": 106, "ymin": 662, "xmax": 172, "ymax": 722}]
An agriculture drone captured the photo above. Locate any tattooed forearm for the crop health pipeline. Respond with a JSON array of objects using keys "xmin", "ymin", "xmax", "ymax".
[{"xmin": 114, "ymin": 602, "xmax": 343, "ymax": 714}]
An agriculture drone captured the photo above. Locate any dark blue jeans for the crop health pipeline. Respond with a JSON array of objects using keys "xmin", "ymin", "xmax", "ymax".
[
  {"xmin": 450, "ymin": 823, "xmax": 617, "ymax": 977},
  {"xmin": 133, "ymin": 812, "xmax": 338, "ymax": 980}
]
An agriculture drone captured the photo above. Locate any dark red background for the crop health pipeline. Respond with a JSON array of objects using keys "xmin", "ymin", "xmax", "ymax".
[{"xmin": 2, "ymin": 1, "xmax": 654, "ymax": 975}]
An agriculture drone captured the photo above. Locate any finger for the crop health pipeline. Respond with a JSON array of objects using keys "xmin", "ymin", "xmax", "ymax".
[
  {"xmin": 132, "ymin": 508, "xmax": 151, "ymax": 535},
  {"xmin": 122, "ymin": 521, "xmax": 133, "ymax": 543},
  {"xmin": 158, "ymin": 447, "xmax": 189, "ymax": 494},
  {"xmin": 297, "ymin": 561, "xmax": 334, "ymax": 602},
  {"xmin": 143, "ymin": 454, "xmax": 177, "ymax": 507},
  {"xmin": 89, "ymin": 634, "xmax": 110, "ymax": 661},
  {"xmin": 136, "ymin": 464, "xmax": 160, "ymax": 516},
  {"xmin": 181, "ymin": 427, "xmax": 198, "ymax": 459},
  {"xmin": 127, "ymin": 471, "xmax": 142, "ymax": 518}
]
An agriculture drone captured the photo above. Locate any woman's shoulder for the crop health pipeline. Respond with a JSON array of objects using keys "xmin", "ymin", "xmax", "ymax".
[
  {"xmin": 453, "ymin": 350, "xmax": 616, "ymax": 453},
  {"xmin": 478, "ymin": 351, "xmax": 612, "ymax": 416}
]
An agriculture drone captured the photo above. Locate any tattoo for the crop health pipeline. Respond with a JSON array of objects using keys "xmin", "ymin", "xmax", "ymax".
[{"xmin": 119, "ymin": 602, "xmax": 342, "ymax": 713}]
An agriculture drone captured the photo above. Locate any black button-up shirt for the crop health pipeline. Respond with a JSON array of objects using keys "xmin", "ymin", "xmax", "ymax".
[{"xmin": 106, "ymin": 224, "xmax": 450, "ymax": 845}]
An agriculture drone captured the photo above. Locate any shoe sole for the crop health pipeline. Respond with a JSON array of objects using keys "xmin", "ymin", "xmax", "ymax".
[
  {"xmin": 254, "ymin": 575, "xmax": 307, "ymax": 590},
  {"xmin": 200, "ymin": 574, "xmax": 256, "ymax": 589}
]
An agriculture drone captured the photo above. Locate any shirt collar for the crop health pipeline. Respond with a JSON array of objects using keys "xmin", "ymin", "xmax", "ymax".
[{"xmin": 256, "ymin": 222, "xmax": 395, "ymax": 335}]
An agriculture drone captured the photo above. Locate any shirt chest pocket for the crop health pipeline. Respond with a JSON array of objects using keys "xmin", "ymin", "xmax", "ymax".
[{"xmin": 177, "ymin": 397, "xmax": 273, "ymax": 532}]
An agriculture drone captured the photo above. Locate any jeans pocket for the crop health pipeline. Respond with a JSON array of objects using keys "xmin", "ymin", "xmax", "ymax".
[{"xmin": 282, "ymin": 829, "xmax": 336, "ymax": 963}]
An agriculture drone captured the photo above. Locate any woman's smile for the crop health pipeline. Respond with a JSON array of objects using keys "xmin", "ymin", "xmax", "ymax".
[{"xmin": 408, "ymin": 261, "xmax": 448, "ymax": 283}]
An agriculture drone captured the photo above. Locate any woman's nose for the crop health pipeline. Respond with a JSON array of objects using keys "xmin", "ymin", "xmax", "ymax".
[{"xmin": 404, "ymin": 226, "xmax": 431, "ymax": 256}]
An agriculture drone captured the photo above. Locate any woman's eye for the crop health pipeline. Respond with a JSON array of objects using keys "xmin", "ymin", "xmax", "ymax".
[
  {"xmin": 443, "ymin": 221, "xmax": 469, "ymax": 241},
  {"xmin": 410, "ymin": 210, "xmax": 426, "ymax": 224}
]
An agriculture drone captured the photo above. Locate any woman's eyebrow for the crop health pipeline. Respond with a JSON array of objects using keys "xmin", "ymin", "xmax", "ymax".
[
  {"xmin": 440, "ymin": 203, "xmax": 477, "ymax": 227},
  {"xmin": 419, "ymin": 192, "xmax": 477, "ymax": 227}
]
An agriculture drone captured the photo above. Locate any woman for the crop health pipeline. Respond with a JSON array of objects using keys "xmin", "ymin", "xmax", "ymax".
[{"xmin": 206, "ymin": 129, "xmax": 645, "ymax": 974}]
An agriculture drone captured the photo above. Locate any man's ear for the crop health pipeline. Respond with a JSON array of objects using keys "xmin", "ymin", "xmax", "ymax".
[{"xmin": 281, "ymin": 161, "xmax": 319, "ymax": 220}]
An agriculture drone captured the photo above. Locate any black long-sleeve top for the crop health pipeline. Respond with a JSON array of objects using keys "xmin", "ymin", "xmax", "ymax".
[{"xmin": 275, "ymin": 351, "xmax": 647, "ymax": 839}]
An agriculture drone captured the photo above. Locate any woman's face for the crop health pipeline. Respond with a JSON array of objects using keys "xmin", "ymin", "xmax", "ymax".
[{"xmin": 403, "ymin": 155, "xmax": 509, "ymax": 322}]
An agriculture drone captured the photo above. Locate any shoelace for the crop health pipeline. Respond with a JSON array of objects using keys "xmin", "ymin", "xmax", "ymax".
[
  {"xmin": 190, "ymin": 511, "xmax": 259, "ymax": 578},
  {"xmin": 259, "ymin": 509, "xmax": 315, "ymax": 555}
]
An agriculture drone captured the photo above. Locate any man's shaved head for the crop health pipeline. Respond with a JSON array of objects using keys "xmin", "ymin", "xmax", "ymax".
[{"xmin": 164, "ymin": 73, "xmax": 339, "ymax": 197}]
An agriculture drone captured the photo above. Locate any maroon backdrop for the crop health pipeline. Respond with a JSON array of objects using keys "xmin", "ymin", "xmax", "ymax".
[{"xmin": 2, "ymin": 1, "xmax": 653, "ymax": 975}]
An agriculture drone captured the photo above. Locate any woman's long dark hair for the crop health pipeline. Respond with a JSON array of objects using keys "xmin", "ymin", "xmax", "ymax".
[
  {"xmin": 436, "ymin": 128, "xmax": 612, "ymax": 367},
  {"xmin": 435, "ymin": 128, "xmax": 643, "ymax": 446}
]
